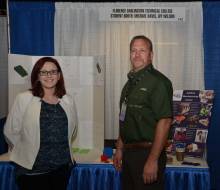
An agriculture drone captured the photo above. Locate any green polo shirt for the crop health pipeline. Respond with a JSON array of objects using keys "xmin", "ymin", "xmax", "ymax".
[{"xmin": 119, "ymin": 64, "xmax": 173, "ymax": 143}]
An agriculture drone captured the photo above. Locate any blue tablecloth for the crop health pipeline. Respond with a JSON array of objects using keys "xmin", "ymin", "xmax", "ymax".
[
  {"xmin": 68, "ymin": 163, "xmax": 121, "ymax": 190},
  {"xmin": 165, "ymin": 166, "xmax": 210, "ymax": 190},
  {"xmin": 0, "ymin": 162, "xmax": 210, "ymax": 190},
  {"xmin": 0, "ymin": 162, "xmax": 18, "ymax": 190}
]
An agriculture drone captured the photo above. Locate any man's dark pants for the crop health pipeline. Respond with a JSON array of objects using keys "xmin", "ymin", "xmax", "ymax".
[{"xmin": 122, "ymin": 148, "xmax": 166, "ymax": 190}]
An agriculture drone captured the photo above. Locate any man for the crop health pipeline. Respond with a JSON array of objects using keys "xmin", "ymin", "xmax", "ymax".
[{"xmin": 113, "ymin": 35, "xmax": 173, "ymax": 190}]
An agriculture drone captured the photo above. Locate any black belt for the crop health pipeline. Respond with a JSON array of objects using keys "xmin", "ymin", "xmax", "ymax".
[{"xmin": 123, "ymin": 142, "xmax": 152, "ymax": 149}]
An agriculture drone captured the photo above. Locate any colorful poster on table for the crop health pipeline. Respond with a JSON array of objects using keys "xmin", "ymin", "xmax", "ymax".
[{"xmin": 166, "ymin": 90, "xmax": 214, "ymax": 158}]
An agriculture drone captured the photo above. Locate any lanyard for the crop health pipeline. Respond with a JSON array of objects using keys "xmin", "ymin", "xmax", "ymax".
[{"xmin": 123, "ymin": 68, "xmax": 149, "ymax": 103}]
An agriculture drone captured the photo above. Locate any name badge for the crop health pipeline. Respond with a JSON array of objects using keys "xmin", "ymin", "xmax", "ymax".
[{"xmin": 119, "ymin": 102, "xmax": 127, "ymax": 122}]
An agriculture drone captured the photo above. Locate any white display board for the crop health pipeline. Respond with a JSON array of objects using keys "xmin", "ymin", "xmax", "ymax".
[{"xmin": 8, "ymin": 54, "xmax": 105, "ymax": 163}]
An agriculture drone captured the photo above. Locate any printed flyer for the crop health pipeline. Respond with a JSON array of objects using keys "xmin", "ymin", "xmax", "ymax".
[{"xmin": 166, "ymin": 90, "xmax": 214, "ymax": 158}]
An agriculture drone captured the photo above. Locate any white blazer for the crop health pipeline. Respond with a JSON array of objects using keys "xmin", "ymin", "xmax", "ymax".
[{"xmin": 4, "ymin": 91, "xmax": 78, "ymax": 169}]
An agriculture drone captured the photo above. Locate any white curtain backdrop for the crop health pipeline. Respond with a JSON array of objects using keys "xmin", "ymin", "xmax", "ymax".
[
  {"xmin": 54, "ymin": 2, "xmax": 204, "ymax": 139},
  {"xmin": 0, "ymin": 16, "xmax": 8, "ymax": 118}
]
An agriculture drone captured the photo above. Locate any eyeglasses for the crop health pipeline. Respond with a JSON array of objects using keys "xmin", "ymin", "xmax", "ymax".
[{"xmin": 39, "ymin": 70, "xmax": 59, "ymax": 76}]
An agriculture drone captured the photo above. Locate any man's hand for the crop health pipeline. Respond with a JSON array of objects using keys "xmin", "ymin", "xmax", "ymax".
[
  {"xmin": 143, "ymin": 159, "xmax": 158, "ymax": 184},
  {"xmin": 113, "ymin": 148, "xmax": 123, "ymax": 171},
  {"xmin": 142, "ymin": 118, "xmax": 171, "ymax": 184}
]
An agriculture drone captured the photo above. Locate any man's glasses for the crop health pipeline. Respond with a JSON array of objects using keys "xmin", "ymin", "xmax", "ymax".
[{"xmin": 39, "ymin": 70, "xmax": 59, "ymax": 76}]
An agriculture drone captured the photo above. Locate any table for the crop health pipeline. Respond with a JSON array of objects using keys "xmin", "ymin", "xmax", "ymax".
[{"xmin": 0, "ymin": 161, "xmax": 210, "ymax": 190}]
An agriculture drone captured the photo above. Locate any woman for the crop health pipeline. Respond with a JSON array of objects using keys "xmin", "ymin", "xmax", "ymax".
[{"xmin": 4, "ymin": 57, "xmax": 78, "ymax": 190}]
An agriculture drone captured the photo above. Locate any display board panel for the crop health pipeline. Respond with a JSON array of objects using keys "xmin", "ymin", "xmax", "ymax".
[{"xmin": 166, "ymin": 90, "xmax": 214, "ymax": 158}]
